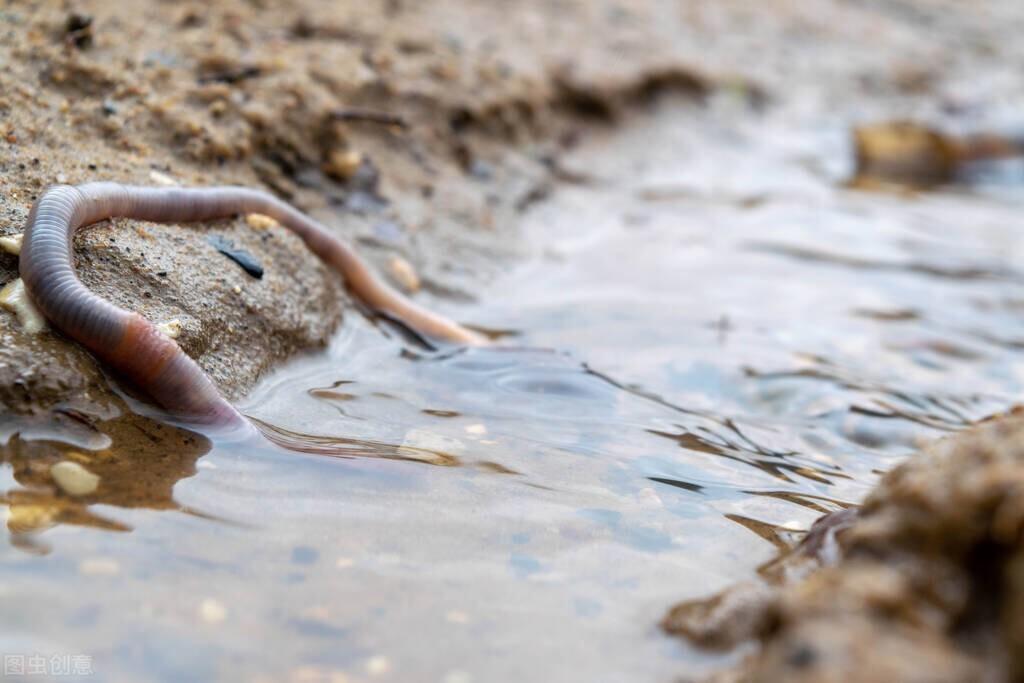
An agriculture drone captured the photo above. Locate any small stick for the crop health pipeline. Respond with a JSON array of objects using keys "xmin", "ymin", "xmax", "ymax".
[{"xmin": 19, "ymin": 182, "xmax": 485, "ymax": 428}]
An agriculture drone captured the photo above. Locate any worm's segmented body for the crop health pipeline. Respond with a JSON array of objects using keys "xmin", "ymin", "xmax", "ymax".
[{"xmin": 20, "ymin": 183, "xmax": 483, "ymax": 427}]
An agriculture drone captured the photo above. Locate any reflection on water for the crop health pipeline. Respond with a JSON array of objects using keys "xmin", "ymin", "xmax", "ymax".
[{"xmin": 4, "ymin": 100, "xmax": 1024, "ymax": 681}]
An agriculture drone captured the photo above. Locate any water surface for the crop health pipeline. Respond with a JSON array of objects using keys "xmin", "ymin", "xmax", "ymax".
[{"xmin": 3, "ymin": 101, "xmax": 1024, "ymax": 682}]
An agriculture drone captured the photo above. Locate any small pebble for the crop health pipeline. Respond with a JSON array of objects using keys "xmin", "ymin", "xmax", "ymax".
[
  {"xmin": 0, "ymin": 278, "xmax": 46, "ymax": 333},
  {"xmin": 149, "ymin": 170, "xmax": 178, "ymax": 186},
  {"xmin": 388, "ymin": 256, "xmax": 420, "ymax": 293},
  {"xmin": 233, "ymin": 285, "xmax": 242, "ymax": 294},
  {"xmin": 245, "ymin": 213, "xmax": 278, "ymax": 231},
  {"xmin": 445, "ymin": 610, "xmax": 470, "ymax": 624},
  {"xmin": 365, "ymin": 656, "xmax": 391, "ymax": 676},
  {"xmin": 324, "ymin": 149, "xmax": 364, "ymax": 181},
  {"xmin": 199, "ymin": 598, "xmax": 227, "ymax": 624},
  {"xmin": 78, "ymin": 558, "xmax": 120, "ymax": 576},
  {"xmin": 156, "ymin": 319, "xmax": 182, "ymax": 339},
  {"xmin": 50, "ymin": 461, "xmax": 100, "ymax": 496},
  {"xmin": 7, "ymin": 504, "xmax": 57, "ymax": 533},
  {"xmin": 0, "ymin": 233, "xmax": 23, "ymax": 255}
]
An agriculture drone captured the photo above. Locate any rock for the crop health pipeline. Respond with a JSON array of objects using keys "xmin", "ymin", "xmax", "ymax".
[
  {"xmin": 388, "ymin": 255, "xmax": 421, "ymax": 293},
  {"xmin": 0, "ymin": 279, "xmax": 46, "ymax": 334},
  {"xmin": 245, "ymin": 213, "xmax": 278, "ymax": 231},
  {"xmin": 323, "ymin": 149, "xmax": 365, "ymax": 182},
  {"xmin": 156, "ymin": 319, "xmax": 183, "ymax": 339},
  {"xmin": 0, "ymin": 233, "xmax": 22, "ymax": 255},
  {"xmin": 50, "ymin": 461, "xmax": 100, "ymax": 496},
  {"xmin": 198, "ymin": 598, "xmax": 228, "ymax": 624},
  {"xmin": 670, "ymin": 410, "xmax": 1024, "ymax": 682}
]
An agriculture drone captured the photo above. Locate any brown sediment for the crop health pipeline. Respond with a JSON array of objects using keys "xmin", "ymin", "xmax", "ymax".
[{"xmin": 19, "ymin": 182, "xmax": 485, "ymax": 426}]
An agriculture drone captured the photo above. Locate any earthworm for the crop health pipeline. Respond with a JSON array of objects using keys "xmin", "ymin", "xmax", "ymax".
[{"xmin": 19, "ymin": 182, "xmax": 485, "ymax": 429}]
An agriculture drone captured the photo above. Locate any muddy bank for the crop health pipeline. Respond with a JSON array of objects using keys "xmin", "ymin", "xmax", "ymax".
[
  {"xmin": 4, "ymin": 0, "xmax": 1022, "ymax": 416},
  {"xmin": 665, "ymin": 407, "xmax": 1024, "ymax": 682},
  {"xmin": 0, "ymin": 0, "xmax": 719, "ymax": 421},
  {"xmin": 7, "ymin": 0, "xmax": 1022, "ymax": 421}
]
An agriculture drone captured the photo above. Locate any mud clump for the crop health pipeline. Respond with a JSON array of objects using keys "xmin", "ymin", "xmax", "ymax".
[
  {"xmin": 851, "ymin": 121, "xmax": 1024, "ymax": 190},
  {"xmin": 666, "ymin": 409, "xmax": 1024, "ymax": 682}
]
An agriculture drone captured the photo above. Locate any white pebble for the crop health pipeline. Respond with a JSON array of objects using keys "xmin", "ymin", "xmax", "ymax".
[
  {"xmin": 0, "ymin": 279, "xmax": 46, "ymax": 333},
  {"xmin": 78, "ymin": 558, "xmax": 120, "ymax": 576},
  {"xmin": 365, "ymin": 656, "xmax": 391, "ymax": 676},
  {"xmin": 388, "ymin": 256, "xmax": 421, "ymax": 293},
  {"xmin": 156, "ymin": 319, "xmax": 182, "ymax": 339},
  {"xmin": 149, "ymin": 170, "xmax": 178, "ymax": 186},
  {"xmin": 199, "ymin": 598, "xmax": 228, "ymax": 624},
  {"xmin": 50, "ymin": 461, "xmax": 100, "ymax": 496},
  {"xmin": 0, "ymin": 233, "xmax": 22, "ymax": 255}
]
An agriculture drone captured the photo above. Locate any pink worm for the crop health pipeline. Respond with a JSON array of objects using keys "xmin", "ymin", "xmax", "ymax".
[{"xmin": 19, "ymin": 182, "xmax": 485, "ymax": 429}]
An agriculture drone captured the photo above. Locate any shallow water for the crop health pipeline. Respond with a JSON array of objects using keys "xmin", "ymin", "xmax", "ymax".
[{"xmin": 4, "ymin": 100, "xmax": 1024, "ymax": 682}]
